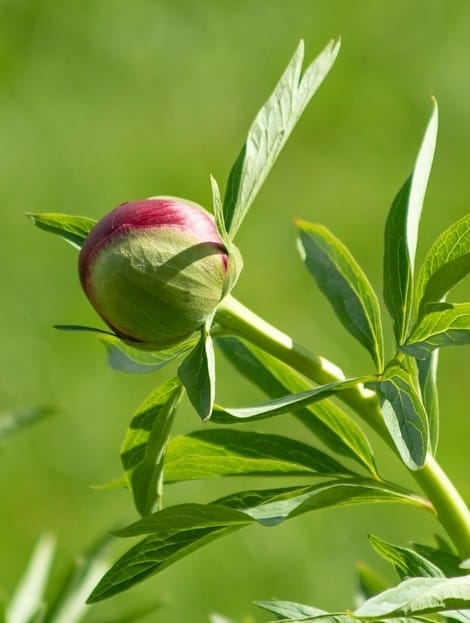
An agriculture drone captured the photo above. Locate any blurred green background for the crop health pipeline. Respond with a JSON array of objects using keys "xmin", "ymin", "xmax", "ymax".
[{"xmin": 0, "ymin": 0, "xmax": 469, "ymax": 621}]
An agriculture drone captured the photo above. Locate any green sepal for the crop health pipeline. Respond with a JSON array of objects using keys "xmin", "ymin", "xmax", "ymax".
[{"xmin": 27, "ymin": 212, "xmax": 96, "ymax": 249}]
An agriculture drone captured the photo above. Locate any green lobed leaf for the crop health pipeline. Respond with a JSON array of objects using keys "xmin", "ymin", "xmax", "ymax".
[
  {"xmin": 163, "ymin": 429, "xmax": 356, "ymax": 482},
  {"xmin": 212, "ymin": 376, "xmax": 372, "ymax": 423},
  {"xmin": 367, "ymin": 361, "xmax": 429, "ymax": 470},
  {"xmin": 416, "ymin": 213, "xmax": 470, "ymax": 317},
  {"xmin": 216, "ymin": 337, "xmax": 377, "ymax": 476},
  {"xmin": 401, "ymin": 302, "xmax": 470, "ymax": 358},
  {"xmin": 100, "ymin": 334, "xmax": 196, "ymax": 375},
  {"xmin": 223, "ymin": 39, "xmax": 340, "ymax": 239},
  {"xmin": 6, "ymin": 534, "xmax": 56, "ymax": 623},
  {"xmin": 383, "ymin": 102, "xmax": 438, "ymax": 344},
  {"xmin": 178, "ymin": 331, "xmax": 216, "ymax": 421},
  {"xmin": 120, "ymin": 378, "xmax": 184, "ymax": 516},
  {"xmin": 296, "ymin": 221, "xmax": 384, "ymax": 371},
  {"xmin": 368, "ymin": 534, "xmax": 444, "ymax": 580},
  {"xmin": 27, "ymin": 212, "xmax": 96, "ymax": 249},
  {"xmin": 354, "ymin": 575, "xmax": 470, "ymax": 619},
  {"xmin": 87, "ymin": 504, "xmax": 252, "ymax": 603},
  {"xmin": 0, "ymin": 406, "xmax": 53, "ymax": 443}
]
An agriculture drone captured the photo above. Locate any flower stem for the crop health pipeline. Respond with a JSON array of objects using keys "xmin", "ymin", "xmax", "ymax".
[{"xmin": 215, "ymin": 294, "xmax": 470, "ymax": 559}]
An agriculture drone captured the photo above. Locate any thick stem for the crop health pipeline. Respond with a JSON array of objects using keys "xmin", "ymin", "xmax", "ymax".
[{"xmin": 215, "ymin": 294, "xmax": 470, "ymax": 559}]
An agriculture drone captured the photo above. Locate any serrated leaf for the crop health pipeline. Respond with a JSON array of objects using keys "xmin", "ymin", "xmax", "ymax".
[
  {"xmin": 100, "ymin": 334, "xmax": 196, "ymax": 375},
  {"xmin": 212, "ymin": 376, "xmax": 371, "ymax": 423},
  {"xmin": 416, "ymin": 213, "xmax": 470, "ymax": 317},
  {"xmin": 27, "ymin": 213, "xmax": 96, "ymax": 249},
  {"xmin": 178, "ymin": 331, "xmax": 216, "ymax": 421},
  {"xmin": 120, "ymin": 378, "xmax": 184, "ymax": 516},
  {"xmin": 383, "ymin": 102, "xmax": 438, "ymax": 344},
  {"xmin": 223, "ymin": 39, "xmax": 340, "ymax": 239},
  {"xmin": 296, "ymin": 221, "xmax": 384, "ymax": 371},
  {"xmin": 87, "ymin": 504, "xmax": 252, "ymax": 603},
  {"xmin": 369, "ymin": 534, "xmax": 444, "ymax": 580},
  {"xmin": 216, "ymin": 337, "xmax": 377, "ymax": 477},
  {"xmin": 354, "ymin": 575, "xmax": 470, "ymax": 618},
  {"xmin": 6, "ymin": 534, "xmax": 56, "ymax": 623},
  {"xmin": 0, "ymin": 406, "xmax": 53, "ymax": 443},
  {"xmin": 401, "ymin": 303, "xmax": 470, "ymax": 358},
  {"xmin": 164, "ymin": 429, "xmax": 355, "ymax": 482},
  {"xmin": 367, "ymin": 361, "xmax": 429, "ymax": 470}
]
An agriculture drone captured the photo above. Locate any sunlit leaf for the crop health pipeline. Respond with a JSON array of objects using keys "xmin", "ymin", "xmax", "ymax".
[
  {"xmin": 367, "ymin": 361, "xmax": 428, "ymax": 470},
  {"xmin": 416, "ymin": 213, "xmax": 470, "ymax": 317},
  {"xmin": 120, "ymin": 378, "xmax": 184, "ymax": 516},
  {"xmin": 178, "ymin": 331, "xmax": 216, "ymax": 421},
  {"xmin": 383, "ymin": 102, "xmax": 438, "ymax": 344},
  {"xmin": 401, "ymin": 302, "xmax": 470, "ymax": 358},
  {"xmin": 368, "ymin": 534, "xmax": 444, "ymax": 580},
  {"xmin": 354, "ymin": 575, "xmax": 470, "ymax": 618},
  {"xmin": 212, "ymin": 376, "xmax": 371, "ymax": 423},
  {"xmin": 223, "ymin": 39, "xmax": 340, "ymax": 238},
  {"xmin": 296, "ymin": 221, "xmax": 384, "ymax": 370},
  {"xmin": 217, "ymin": 337, "xmax": 377, "ymax": 476},
  {"xmin": 27, "ymin": 213, "xmax": 96, "ymax": 249},
  {"xmin": 164, "ymin": 429, "xmax": 356, "ymax": 481},
  {"xmin": 417, "ymin": 352, "xmax": 439, "ymax": 454},
  {"xmin": 255, "ymin": 600, "xmax": 327, "ymax": 619}
]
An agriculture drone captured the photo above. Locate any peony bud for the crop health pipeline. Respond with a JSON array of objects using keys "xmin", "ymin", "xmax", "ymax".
[{"xmin": 79, "ymin": 197, "xmax": 232, "ymax": 348}]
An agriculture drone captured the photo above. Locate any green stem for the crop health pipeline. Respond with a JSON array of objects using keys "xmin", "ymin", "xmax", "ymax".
[{"xmin": 215, "ymin": 294, "xmax": 470, "ymax": 559}]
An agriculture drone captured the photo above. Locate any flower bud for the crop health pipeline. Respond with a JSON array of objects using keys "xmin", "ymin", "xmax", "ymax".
[{"xmin": 79, "ymin": 197, "xmax": 231, "ymax": 348}]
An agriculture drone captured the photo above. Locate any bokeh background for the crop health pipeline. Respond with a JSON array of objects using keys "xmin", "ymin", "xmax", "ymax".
[{"xmin": 0, "ymin": 1, "xmax": 469, "ymax": 621}]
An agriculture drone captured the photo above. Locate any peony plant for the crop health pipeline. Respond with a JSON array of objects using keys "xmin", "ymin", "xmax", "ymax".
[{"xmin": 29, "ymin": 39, "xmax": 470, "ymax": 621}]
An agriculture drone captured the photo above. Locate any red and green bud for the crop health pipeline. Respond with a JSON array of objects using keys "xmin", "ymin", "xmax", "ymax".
[{"xmin": 79, "ymin": 197, "xmax": 234, "ymax": 347}]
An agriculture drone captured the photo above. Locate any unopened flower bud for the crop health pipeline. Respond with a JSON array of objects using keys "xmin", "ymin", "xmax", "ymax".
[{"xmin": 79, "ymin": 197, "xmax": 232, "ymax": 347}]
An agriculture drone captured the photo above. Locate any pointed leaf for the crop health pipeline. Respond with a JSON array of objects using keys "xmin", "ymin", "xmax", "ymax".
[
  {"xmin": 100, "ymin": 334, "xmax": 196, "ymax": 375},
  {"xmin": 6, "ymin": 534, "xmax": 56, "ymax": 623},
  {"xmin": 164, "ymin": 429, "xmax": 356, "ymax": 482},
  {"xmin": 54, "ymin": 324, "xmax": 115, "ymax": 336},
  {"xmin": 297, "ymin": 221, "xmax": 384, "ymax": 370},
  {"xmin": 401, "ymin": 303, "xmax": 470, "ymax": 358},
  {"xmin": 217, "ymin": 337, "xmax": 377, "ymax": 476},
  {"xmin": 178, "ymin": 332, "xmax": 216, "ymax": 421},
  {"xmin": 417, "ymin": 352, "xmax": 439, "ymax": 454},
  {"xmin": 383, "ymin": 102, "xmax": 438, "ymax": 344},
  {"xmin": 354, "ymin": 575, "xmax": 470, "ymax": 618},
  {"xmin": 87, "ymin": 504, "xmax": 252, "ymax": 602},
  {"xmin": 120, "ymin": 378, "xmax": 184, "ymax": 516},
  {"xmin": 223, "ymin": 39, "xmax": 340, "ymax": 238},
  {"xmin": 416, "ymin": 213, "xmax": 470, "ymax": 317},
  {"xmin": 368, "ymin": 534, "xmax": 444, "ymax": 580},
  {"xmin": 255, "ymin": 600, "xmax": 327, "ymax": 619},
  {"xmin": 27, "ymin": 213, "xmax": 96, "ymax": 249},
  {"xmin": 212, "ymin": 376, "xmax": 371, "ymax": 423},
  {"xmin": 367, "ymin": 361, "xmax": 429, "ymax": 470}
]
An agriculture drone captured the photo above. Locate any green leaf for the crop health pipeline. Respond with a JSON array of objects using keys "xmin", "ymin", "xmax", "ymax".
[
  {"xmin": 100, "ymin": 334, "xmax": 196, "ymax": 375},
  {"xmin": 354, "ymin": 575, "xmax": 470, "ymax": 618},
  {"xmin": 356, "ymin": 563, "xmax": 389, "ymax": 601},
  {"xmin": 54, "ymin": 324, "xmax": 116, "ymax": 336},
  {"xmin": 383, "ymin": 102, "xmax": 438, "ymax": 344},
  {"xmin": 27, "ymin": 213, "xmax": 96, "ymax": 249},
  {"xmin": 87, "ymin": 504, "xmax": 252, "ymax": 603},
  {"xmin": 223, "ymin": 39, "xmax": 340, "ymax": 239},
  {"xmin": 296, "ymin": 221, "xmax": 384, "ymax": 371},
  {"xmin": 416, "ymin": 213, "xmax": 470, "ymax": 317},
  {"xmin": 401, "ymin": 303, "xmax": 470, "ymax": 358},
  {"xmin": 417, "ymin": 352, "xmax": 439, "ymax": 454},
  {"xmin": 6, "ymin": 534, "xmax": 56, "ymax": 623},
  {"xmin": 212, "ymin": 376, "xmax": 372, "ymax": 423},
  {"xmin": 255, "ymin": 600, "xmax": 327, "ymax": 619},
  {"xmin": 367, "ymin": 361, "xmax": 429, "ymax": 470},
  {"xmin": 217, "ymin": 336, "xmax": 377, "ymax": 477},
  {"xmin": 178, "ymin": 331, "xmax": 216, "ymax": 421},
  {"xmin": 412, "ymin": 543, "xmax": 466, "ymax": 578},
  {"xmin": 46, "ymin": 537, "xmax": 111, "ymax": 623},
  {"xmin": 215, "ymin": 479, "xmax": 430, "ymax": 527},
  {"xmin": 120, "ymin": 378, "xmax": 184, "ymax": 516},
  {"xmin": 0, "ymin": 406, "xmax": 53, "ymax": 443},
  {"xmin": 163, "ymin": 429, "xmax": 356, "ymax": 482},
  {"xmin": 368, "ymin": 534, "xmax": 444, "ymax": 580}
]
